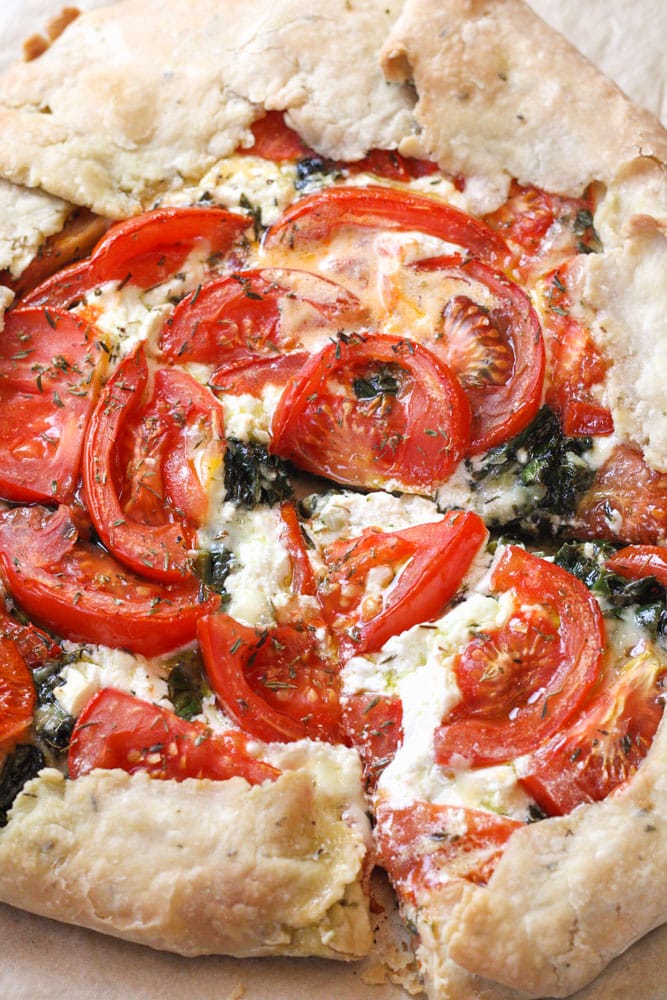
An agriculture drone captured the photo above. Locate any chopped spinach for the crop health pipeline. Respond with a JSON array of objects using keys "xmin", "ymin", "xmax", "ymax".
[
  {"xmin": 470, "ymin": 407, "xmax": 596, "ymax": 530},
  {"xmin": 166, "ymin": 649, "xmax": 207, "ymax": 720},
  {"xmin": 0, "ymin": 744, "xmax": 45, "ymax": 826},
  {"xmin": 224, "ymin": 438, "xmax": 293, "ymax": 507},
  {"xmin": 353, "ymin": 366, "xmax": 400, "ymax": 400},
  {"xmin": 195, "ymin": 547, "xmax": 235, "ymax": 594},
  {"xmin": 32, "ymin": 659, "xmax": 75, "ymax": 754},
  {"xmin": 295, "ymin": 156, "xmax": 337, "ymax": 191}
]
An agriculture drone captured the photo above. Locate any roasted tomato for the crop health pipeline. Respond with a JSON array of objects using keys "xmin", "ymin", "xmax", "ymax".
[
  {"xmin": 68, "ymin": 688, "xmax": 279, "ymax": 785},
  {"xmin": 0, "ymin": 505, "xmax": 218, "ymax": 656},
  {"xmin": 435, "ymin": 546, "xmax": 606, "ymax": 767},
  {"xmin": 0, "ymin": 639, "xmax": 36, "ymax": 750},
  {"xmin": 374, "ymin": 799, "xmax": 522, "ymax": 903},
  {"xmin": 537, "ymin": 266, "xmax": 613, "ymax": 437},
  {"xmin": 521, "ymin": 651, "xmax": 667, "ymax": 815},
  {"xmin": 341, "ymin": 693, "xmax": 403, "ymax": 790},
  {"xmin": 159, "ymin": 267, "xmax": 366, "ymax": 393},
  {"xmin": 0, "ymin": 307, "xmax": 107, "ymax": 504},
  {"xmin": 318, "ymin": 510, "xmax": 487, "ymax": 658},
  {"xmin": 483, "ymin": 181, "xmax": 601, "ymax": 278},
  {"xmin": 577, "ymin": 445, "xmax": 667, "ymax": 545},
  {"xmin": 198, "ymin": 613, "xmax": 341, "ymax": 744},
  {"xmin": 270, "ymin": 333, "xmax": 471, "ymax": 492},
  {"xmin": 412, "ymin": 254, "xmax": 545, "ymax": 452},
  {"xmin": 0, "ymin": 611, "xmax": 60, "ymax": 668},
  {"xmin": 22, "ymin": 206, "xmax": 249, "ymax": 308},
  {"xmin": 83, "ymin": 344, "xmax": 224, "ymax": 582},
  {"xmin": 264, "ymin": 185, "xmax": 509, "ymax": 266},
  {"xmin": 606, "ymin": 544, "xmax": 667, "ymax": 586}
]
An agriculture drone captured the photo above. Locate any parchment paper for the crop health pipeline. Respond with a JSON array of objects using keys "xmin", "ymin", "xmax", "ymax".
[{"xmin": 0, "ymin": 2, "xmax": 665, "ymax": 998}]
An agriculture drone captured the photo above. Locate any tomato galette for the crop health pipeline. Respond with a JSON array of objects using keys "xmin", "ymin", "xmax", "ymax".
[{"xmin": 0, "ymin": 1, "xmax": 666, "ymax": 999}]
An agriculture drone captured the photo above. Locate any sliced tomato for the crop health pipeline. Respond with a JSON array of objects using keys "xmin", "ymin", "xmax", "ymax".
[
  {"xmin": 68, "ymin": 688, "xmax": 279, "ymax": 785},
  {"xmin": 374, "ymin": 799, "xmax": 522, "ymax": 904},
  {"xmin": 346, "ymin": 149, "xmax": 439, "ymax": 181},
  {"xmin": 239, "ymin": 110, "xmax": 315, "ymax": 161},
  {"xmin": 0, "ymin": 505, "xmax": 219, "ymax": 656},
  {"xmin": 521, "ymin": 652, "xmax": 667, "ymax": 815},
  {"xmin": 0, "ymin": 307, "xmax": 107, "ymax": 504},
  {"xmin": 270, "ymin": 333, "xmax": 471, "ymax": 492},
  {"xmin": 198, "ymin": 612, "xmax": 341, "ymax": 743},
  {"xmin": 211, "ymin": 351, "xmax": 310, "ymax": 395},
  {"xmin": 483, "ymin": 182, "xmax": 600, "ymax": 278},
  {"xmin": 435, "ymin": 546, "xmax": 606, "ymax": 767},
  {"xmin": 278, "ymin": 502, "xmax": 319, "ymax": 600},
  {"xmin": 576, "ymin": 445, "xmax": 667, "ymax": 545},
  {"xmin": 318, "ymin": 510, "xmax": 487, "ymax": 658},
  {"xmin": 606, "ymin": 544, "xmax": 667, "ymax": 586},
  {"xmin": 0, "ymin": 611, "xmax": 60, "ymax": 668},
  {"xmin": 264, "ymin": 185, "xmax": 509, "ymax": 266},
  {"xmin": 159, "ymin": 267, "xmax": 366, "ymax": 373},
  {"xmin": 537, "ymin": 266, "xmax": 613, "ymax": 437},
  {"xmin": 0, "ymin": 639, "xmax": 36, "ymax": 750},
  {"xmin": 22, "ymin": 207, "xmax": 249, "ymax": 308},
  {"xmin": 83, "ymin": 345, "xmax": 224, "ymax": 581},
  {"xmin": 412, "ymin": 255, "xmax": 545, "ymax": 452},
  {"xmin": 341, "ymin": 692, "xmax": 403, "ymax": 790}
]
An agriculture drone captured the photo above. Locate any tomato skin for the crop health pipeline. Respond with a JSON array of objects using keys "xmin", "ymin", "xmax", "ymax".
[
  {"xmin": 413, "ymin": 255, "xmax": 545, "ymax": 453},
  {"xmin": 0, "ymin": 307, "xmax": 107, "ymax": 504},
  {"xmin": 347, "ymin": 149, "xmax": 439, "ymax": 182},
  {"xmin": 435, "ymin": 546, "xmax": 606, "ymax": 767},
  {"xmin": 0, "ymin": 611, "xmax": 60, "ymax": 668},
  {"xmin": 577, "ymin": 445, "xmax": 667, "ymax": 545},
  {"xmin": 198, "ymin": 613, "xmax": 341, "ymax": 744},
  {"xmin": 270, "ymin": 333, "xmax": 471, "ymax": 493},
  {"xmin": 0, "ymin": 505, "xmax": 219, "ymax": 656},
  {"xmin": 341, "ymin": 693, "xmax": 403, "ymax": 790},
  {"xmin": 521, "ymin": 652, "xmax": 667, "ymax": 815},
  {"xmin": 22, "ymin": 207, "xmax": 249, "ymax": 308},
  {"xmin": 374, "ymin": 799, "xmax": 521, "ymax": 904},
  {"xmin": 68, "ymin": 688, "xmax": 280, "ymax": 785},
  {"xmin": 538, "ymin": 267, "xmax": 613, "ymax": 438},
  {"xmin": 605, "ymin": 545, "xmax": 667, "ymax": 586},
  {"xmin": 240, "ymin": 110, "xmax": 315, "ymax": 161},
  {"xmin": 83, "ymin": 345, "xmax": 224, "ymax": 582},
  {"xmin": 0, "ymin": 639, "xmax": 36, "ymax": 750},
  {"xmin": 319, "ymin": 510, "xmax": 487, "ymax": 658},
  {"xmin": 264, "ymin": 185, "xmax": 509, "ymax": 266},
  {"xmin": 159, "ymin": 267, "xmax": 365, "ymax": 371}
]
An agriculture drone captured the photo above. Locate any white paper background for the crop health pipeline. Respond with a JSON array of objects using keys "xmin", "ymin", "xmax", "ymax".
[{"xmin": 0, "ymin": 3, "xmax": 665, "ymax": 999}]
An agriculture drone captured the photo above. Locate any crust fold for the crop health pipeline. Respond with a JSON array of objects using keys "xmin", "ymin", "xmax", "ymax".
[{"xmin": 0, "ymin": 747, "xmax": 372, "ymax": 960}]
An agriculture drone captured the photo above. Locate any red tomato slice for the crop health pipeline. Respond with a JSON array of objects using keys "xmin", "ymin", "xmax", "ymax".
[
  {"xmin": 198, "ymin": 613, "xmax": 341, "ymax": 744},
  {"xmin": 159, "ymin": 267, "xmax": 366, "ymax": 368},
  {"xmin": 0, "ymin": 505, "xmax": 219, "ymax": 656},
  {"xmin": 264, "ymin": 185, "xmax": 509, "ymax": 266},
  {"xmin": 0, "ymin": 307, "xmax": 107, "ymax": 504},
  {"xmin": 341, "ymin": 692, "xmax": 403, "ymax": 790},
  {"xmin": 374, "ymin": 799, "xmax": 522, "ymax": 903},
  {"xmin": 435, "ymin": 546, "xmax": 606, "ymax": 767},
  {"xmin": 68, "ymin": 688, "xmax": 280, "ymax": 785},
  {"xmin": 278, "ymin": 502, "xmax": 319, "ymax": 600},
  {"xmin": 319, "ymin": 510, "xmax": 487, "ymax": 658},
  {"xmin": 538, "ymin": 267, "xmax": 613, "ymax": 437},
  {"xmin": 0, "ymin": 638, "xmax": 36, "ymax": 750},
  {"xmin": 22, "ymin": 207, "xmax": 249, "ymax": 308},
  {"xmin": 577, "ymin": 445, "xmax": 667, "ymax": 545},
  {"xmin": 0, "ymin": 611, "xmax": 60, "ymax": 668},
  {"xmin": 210, "ymin": 351, "xmax": 310, "ymax": 395},
  {"xmin": 521, "ymin": 653, "xmax": 667, "ymax": 815},
  {"xmin": 347, "ymin": 149, "xmax": 439, "ymax": 181},
  {"xmin": 83, "ymin": 345, "xmax": 224, "ymax": 581},
  {"xmin": 606, "ymin": 545, "xmax": 667, "ymax": 585},
  {"xmin": 270, "ymin": 333, "xmax": 471, "ymax": 492},
  {"xmin": 239, "ymin": 111, "xmax": 315, "ymax": 161},
  {"xmin": 412, "ymin": 255, "xmax": 545, "ymax": 453},
  {"xmin": 483, "ymin": 182, "xmax": 600, "ymax": 278}
]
